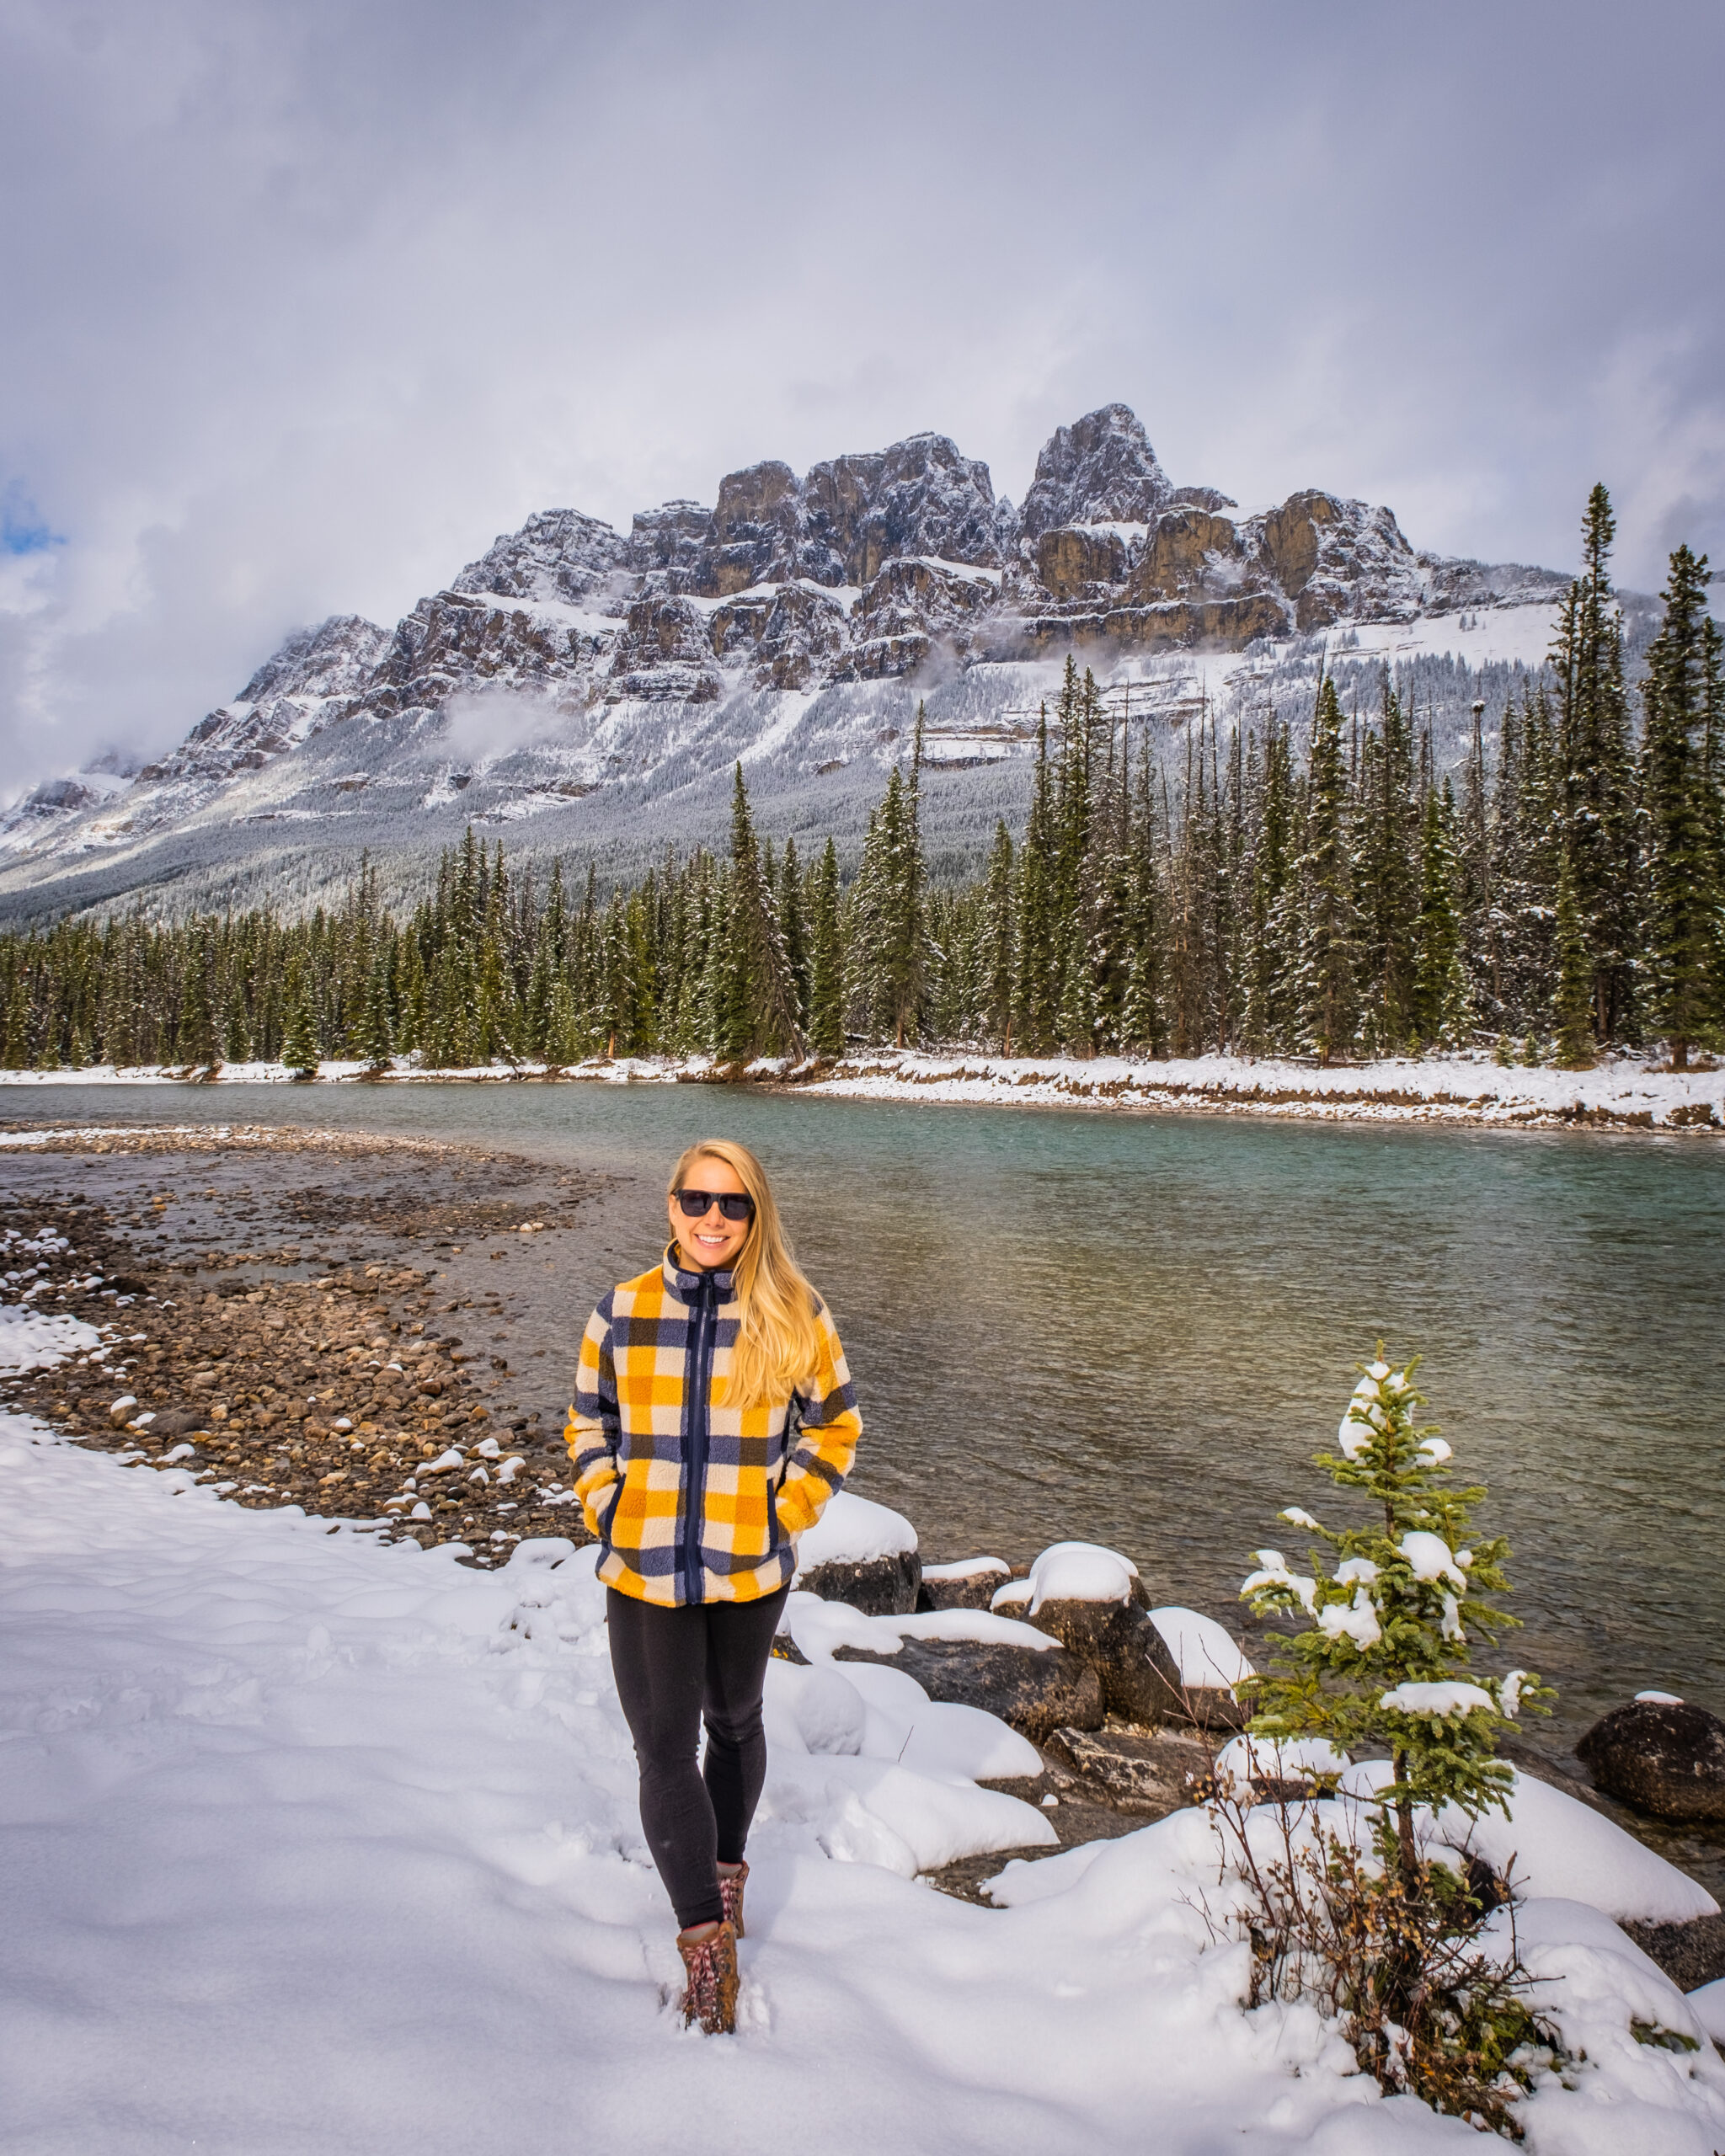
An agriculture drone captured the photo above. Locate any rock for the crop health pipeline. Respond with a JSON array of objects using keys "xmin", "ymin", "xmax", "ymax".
[
  {"xmin": 1050, "ymin": 1725, "xmax": 1215, "ymax": 1811},
  {"xmin": 149, "ymin": 1408, "xmax": 205, "ymax": 1438},
  {"xmin": 1577, "ymin": 1699, "xmax": 1725, "ymax": 1823},
  {"xmin": 798, "ymin": 1549, "xmax": 921, "ymax": 1617},
  {"xmin": 833, "ymin": 1637, "xmax": 1103, "ymax": 1743},
  {"xmin": 918, "ymin": 1560, "xmax": 1009, "ymax": 1614},
  {"xmin": 1020, "ymin": 403, "xmax": 1172, "ymax": 542},
  {"xmin": 1020, "ymin": 1593, "xmax": 1250, "ymax": 1732},
  {"xmin": 1620, "ymin": 1913, "xmax": 1725, "ymax": 1993},
  {"xmin": 1035, "ymin": 526, "xmax": 1128, "ymax": 599},
  {"xmin": 1126, "ymin": 507, "xmax": 1248, "ymax": 601},
  {"xmin": 108, "ymin": 1395, "xmax": 138, "ymax": 1426}
]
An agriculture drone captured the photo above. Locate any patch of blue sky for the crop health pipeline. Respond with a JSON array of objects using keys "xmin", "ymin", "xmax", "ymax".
[{"xmin": 3, "ymin": 483, "xmax": 65, "ymax": 556}]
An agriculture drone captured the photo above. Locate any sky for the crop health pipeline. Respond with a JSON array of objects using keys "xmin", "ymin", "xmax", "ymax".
[{"xmin": 2, "ymin": 0, "xmax": 1723, "ymax": 798}]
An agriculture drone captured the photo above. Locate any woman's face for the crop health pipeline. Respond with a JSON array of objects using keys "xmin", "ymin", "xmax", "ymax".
[{"xmin": 667, "ymin": 1154, "xmax": 753, "ymax": 1273}]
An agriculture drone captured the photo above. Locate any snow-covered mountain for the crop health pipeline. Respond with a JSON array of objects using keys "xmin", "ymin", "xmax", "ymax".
[{"xmin": 0, "ymin": 404, "xmax": 1573, "ymax": 923}]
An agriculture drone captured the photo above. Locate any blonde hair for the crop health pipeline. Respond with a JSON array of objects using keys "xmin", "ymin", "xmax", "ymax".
[{"xmin": 669, "ymin": 1138, "xmax": 821, "ymax": 1409}]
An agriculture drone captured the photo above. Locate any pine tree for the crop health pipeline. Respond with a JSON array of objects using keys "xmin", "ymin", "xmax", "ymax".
[
  {"xmin": 176, "ymin": 926, "xmax": 218, "ymax": 1067},
  {"xmin": 1411, "ymin": 781, "xmax": 1466, "ymax": 1049},
  {"xmin": 355, "ymin": 951, "xmax": 393, "ymax": 1069},
  {"xmin": 280, "ymin": 959, "xmax": 319, "ymax": 1074},
  {"xmin": 1641, "ymin": 543, "xmax": 1719, "ymax": 1067},
  {"xmin": 721, "ymin": 764, "xmax": 804, "ymax": 1059},
  {"xmin": 1297, "ymin": 678, "xmax": 1358, "ymax": 1063},
  {"xmin": 976, "ymin": 820, "xmax": 1016, "ymax": 1049},
  {"xmin": 1354, "ymin": 680, "xmax": 1418, "ymax": 1054},
  {"xmin": 1551, "ymin": 846, "xmax": 1594, "ymax": 1069},
  {"xmin": 1552, "ymin": 486, "xmax": 1639, "ymax": 1043},
  {"xmin": 1242, "ymin": 1353, "xmax": 1541, "ymax": 1878},
  {"xmin": 805, "ymin": 838, "xmax": 845, "ymax": 1057},
  {"xmin": 1012, "ymin": 707, "xmax": 1058, "ymax": 1053},
  {"xmin": 852, "ymin": 729, "xmax": 932, "ymax": 1049},
  {"xmin": 779, "ymin": 838, "xmax": 809, "ymax": 1029}
]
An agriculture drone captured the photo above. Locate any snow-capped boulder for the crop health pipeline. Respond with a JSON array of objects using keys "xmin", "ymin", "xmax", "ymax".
[
  {"xmin": 1578, "ymin": 1697, "xmax": 1725, "ymax": 1824},
  {"xmin": 795, "ymin": 1490, "xmax": 921, "ymax": 1615},
  {"xmin": 917, "ymin": 1556, "xmax": 1009, "ymax": 1614}
]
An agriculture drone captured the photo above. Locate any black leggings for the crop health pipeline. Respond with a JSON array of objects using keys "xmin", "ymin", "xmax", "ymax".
[{"xmin": 606, "ymin": 1584, "xmax": 788, "ymax": 1930}]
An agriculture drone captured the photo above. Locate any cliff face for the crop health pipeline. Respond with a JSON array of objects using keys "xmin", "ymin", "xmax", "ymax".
[{"xmin": 0, "ymin": 403, "xmax": 1573, "ymax": 908}]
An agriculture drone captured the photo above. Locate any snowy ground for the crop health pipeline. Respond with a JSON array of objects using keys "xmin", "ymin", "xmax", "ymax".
[
  {"xmin": 4, "ymin": 1415, "xmax": 1725, "ymax": 2153},
  {"xmin": 5, "ymin": 1049, "xmax": 1721, "ymax": 1134}
]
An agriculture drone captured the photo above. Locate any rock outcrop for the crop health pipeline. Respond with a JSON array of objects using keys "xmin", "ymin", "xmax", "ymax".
[{"xmin": 1019, "ymin": 403, "xmax": 1172, "ymax": 541}]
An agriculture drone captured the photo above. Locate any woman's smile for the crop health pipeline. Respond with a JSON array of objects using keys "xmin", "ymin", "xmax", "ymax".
[{"xmin": 668, "ymin": 1156, "xmax": 751, "ymax": 1271}]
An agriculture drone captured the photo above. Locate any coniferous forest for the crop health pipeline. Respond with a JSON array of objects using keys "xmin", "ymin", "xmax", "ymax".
[{"xmin": 3, "ymin": 494, "xmax": 1721, "ymax": 1076}]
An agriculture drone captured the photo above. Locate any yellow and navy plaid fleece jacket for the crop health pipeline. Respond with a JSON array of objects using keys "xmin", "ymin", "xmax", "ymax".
[{"xmin": 564, "ymin": 1248, "xmax": 861, "ymax": 1606}]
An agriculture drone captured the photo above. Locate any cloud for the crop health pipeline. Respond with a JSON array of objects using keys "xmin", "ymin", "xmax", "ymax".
[
  {"xmin": 3, "ymin": 0, "xmax": 1723, "ymax": 792},
  {"xmin": 437, "ymin": 688, "xmax": 570, "ymax": 770}
]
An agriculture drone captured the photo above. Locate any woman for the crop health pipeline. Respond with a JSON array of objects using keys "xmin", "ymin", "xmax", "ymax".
[{"xmin": 566, "ymin": 1138, "xmax": 861, "ymax": 2034}]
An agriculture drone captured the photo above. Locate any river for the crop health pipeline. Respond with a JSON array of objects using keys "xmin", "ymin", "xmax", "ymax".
[{"xmin": 4, "ymin": 1081, "xmax": 1723, "ymax": 1761}]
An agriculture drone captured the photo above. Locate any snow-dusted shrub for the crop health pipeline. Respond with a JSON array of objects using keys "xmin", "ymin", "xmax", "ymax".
[{"xmin": 1215, "ymin": 1350, "xmax": 1560, "ymax": 2135}]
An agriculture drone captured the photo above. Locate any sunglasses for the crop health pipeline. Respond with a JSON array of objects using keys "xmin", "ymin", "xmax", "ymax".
[{"xmin": 674, "ymin": 1188, "xmax": 756, "ymax": 1222}]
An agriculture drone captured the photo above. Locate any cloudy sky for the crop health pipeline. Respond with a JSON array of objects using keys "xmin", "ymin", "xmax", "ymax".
[{"xmin": 2, "ymin": 0, "xmax": 1722, "ymax": 795}]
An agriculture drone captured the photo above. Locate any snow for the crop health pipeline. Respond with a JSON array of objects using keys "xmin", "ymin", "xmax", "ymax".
[
  {"xmin": 792, "ymin": 1488, "xmax": 917, "ymax": 1568},
  {"xmin": 0, "ymin": 1305, "xmax": 100, "ymax": 1373},
  {"xmin": 1337, "ymin": 603, "xmax": 1562, "ymax": 671},
  {"xmin": 1379, "ymin": 1680, "xmax": 1498, "ymax": 1717},
  {"xmin": 1397, "ymin": 1530, "xmax": 1468, "ymax": 1590},
  {"xmin": 1340, "ymin": 1761, "xmax": 1720, "ymax": 1924},
  {"xmin": 1007, "ymin": 1540, "xmax": 1139, "ymax": 1614},
  {"xmin": 1690, "ymin": 1977, "xmax": 1725, "ymax": 2043},
  {"xmin": 8, "ymin": 1049, "xmax": 1724, "ymax": 1138},
  {"xmin": 3, "ymin": 1416, "xmax": 1722, "ymax": 2153},
  {"xmin": 1637, "ymin": 1690, "xmax": 1685, "ymax": 1705},
  {"xmin": 1215, "ymin": 1734, "xmax": 1349, "ymax": 1787},
  {"xmin": 1148, "ymin": 1605, "xmax": 1256, "ymax": 1689},
  {"xmin": 921, "ymin": 1556, "xmax": 1008, "ymax": 1581},
  {"xmin": 790, "ymin": 1049, "xmax": 1725, "ymax": 1132}
]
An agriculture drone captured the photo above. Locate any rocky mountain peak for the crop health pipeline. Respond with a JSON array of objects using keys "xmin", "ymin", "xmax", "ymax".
[
  {"xmin": 452, "ymin": 508, "xmax": 627, "ymax": 605},
  {"xmin": 1020, "ymin": 403, "xmax": 1172, "ymax": 542},
  {"xmin": 237, "ymin": 615, "xmax": 392, "ymax": 704}
]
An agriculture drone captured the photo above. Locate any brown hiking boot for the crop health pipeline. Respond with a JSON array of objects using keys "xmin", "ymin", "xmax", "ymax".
[
  {"xmin": 718, "ymin": 1860, "xmax": 749, "ymax": 1939},
  {"xmin": 676, "ymin": 1919, "xmax": 739, "ymax": 2035}
]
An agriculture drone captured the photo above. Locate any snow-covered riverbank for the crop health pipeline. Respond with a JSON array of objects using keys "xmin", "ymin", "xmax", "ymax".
[
  {"xmin": 3, "ymin": 1048, "xmax": 1722, "ymax": 1134},
  {"xmin": 3, "ymin": 1416, "xmax": 1724, "ymax": 2153}
]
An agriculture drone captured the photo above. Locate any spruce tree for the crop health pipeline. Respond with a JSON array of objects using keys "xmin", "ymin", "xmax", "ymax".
[
  {"xmin": 1242, "ymin": 1353, "xmax": 1541, "ymax": 1875},
  {"xmin": 1012, "ymin": 707, "xmax": 1058, "ymax": 1052},
  {"xmin": 1354, "ymin": 680, "xmax": 1418, "ymax": 1054},
  {"xmin": 1551, "ymin": 846, "xmax": 1594, "ymax": 1069},
  {"xmin": 806, "ymin": 838, "xmax": 845, "ymax": 1057},
  {"xmin": 1641, "ymin": 543, "xmax": 1719, "ymax": 1067},
  {"xmin": 1297, "ymin": 678, "xmax": 1358, "ymax": 1064},
  {"xmin": 977, "ymin": 820, "xmax": 1016, "ymax": 1049},
  {"xmin": 1411, "ymin": 780, "xmax": 1466, "ymax": 1049},
  {"xmin": 1552, "ymin": 486, "xmax": 1639, "ymax": 1042},
  {"xmin": 779, "ymin": 838, "xmax": 809, "ymax": 1028},
  {"xmin": 280, "ymin": 960, "xmax": 319, "ymax": 1075}
]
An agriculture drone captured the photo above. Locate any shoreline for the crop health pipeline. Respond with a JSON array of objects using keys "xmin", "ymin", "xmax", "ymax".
[
  {"xmin": 3, "ymin": 1115, "xmax": 1723, "ymax": 1984},
  {"xmin": 1, "ymin": 1045, "xmax": 1722, "ymax": 1134}
]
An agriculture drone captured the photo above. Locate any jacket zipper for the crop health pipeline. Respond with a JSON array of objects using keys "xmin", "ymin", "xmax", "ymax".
[{"xmin": 682, "ymin": 1273, "xmax": 716, "ymax": 1605}]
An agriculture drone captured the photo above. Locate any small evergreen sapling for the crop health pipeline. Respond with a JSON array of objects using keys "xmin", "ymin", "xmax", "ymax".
[
  {"xmin": 1242, "ymin": 1353, "xmax": 1546, "ymax": 1876},
  {"xmin": 1229, "ymin": 1355, "xmax": 1557, "ymax": 2129}
]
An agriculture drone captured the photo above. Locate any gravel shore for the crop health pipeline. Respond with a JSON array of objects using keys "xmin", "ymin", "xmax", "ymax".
[{"xmin": 0, "ymin": 1121, "xmax": 625, "ymax": 1566}]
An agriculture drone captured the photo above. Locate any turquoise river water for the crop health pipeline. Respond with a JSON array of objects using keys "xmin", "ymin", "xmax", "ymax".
[{"xmin": 5, "ymin": 1081, "xmax": 1723, "ymax": 1760}]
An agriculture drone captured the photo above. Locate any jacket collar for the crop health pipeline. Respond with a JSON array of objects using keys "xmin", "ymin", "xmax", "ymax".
[{"xmin": 663, "ymin": 1243, "xmax": 735, "ymax": 1301}]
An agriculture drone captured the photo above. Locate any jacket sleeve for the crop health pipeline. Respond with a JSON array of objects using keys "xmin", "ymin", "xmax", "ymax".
[
  {"xmin": 565, "ymin": 1296, "xmax": 621, "ymax": 1539},
  {"xmin": 776, "ymin": 1299, "xmax": 861, "ymax": 1540}
]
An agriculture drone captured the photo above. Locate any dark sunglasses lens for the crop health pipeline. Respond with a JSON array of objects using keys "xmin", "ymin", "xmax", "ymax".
[{"xmin": 676, "ymin": 1190, "xmax": 753, "ymax": 1221}]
